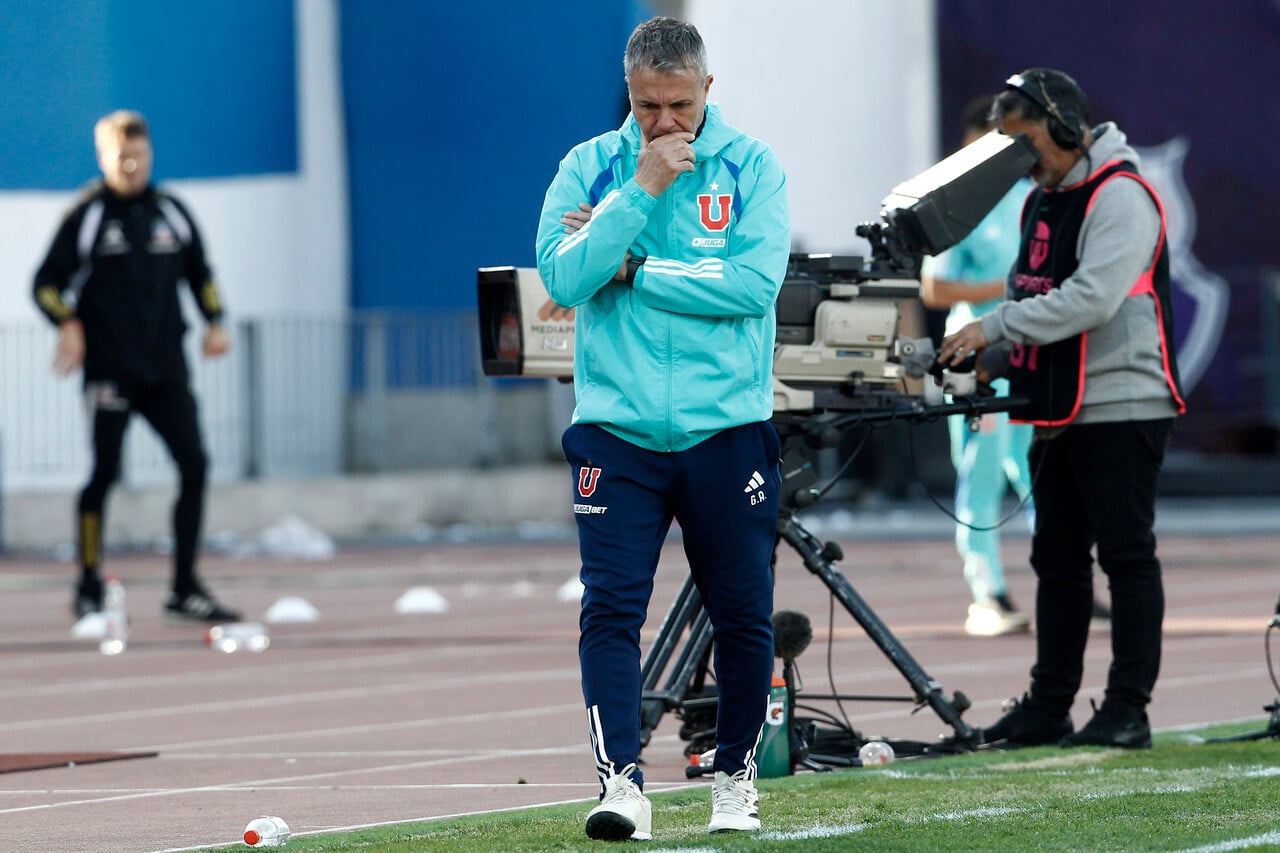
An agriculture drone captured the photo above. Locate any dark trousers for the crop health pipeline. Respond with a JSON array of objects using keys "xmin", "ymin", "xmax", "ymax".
[
  {"xmin": 1027, "ymin": 418, "xmax": 1173, "ymax": 716},
  {"xmin": 563, "ymin": 422, "xmax": 780, "ymax": 792},
  {"xmin": 79, "ymin": 378, "xmax": 209, "ymax": 594}
]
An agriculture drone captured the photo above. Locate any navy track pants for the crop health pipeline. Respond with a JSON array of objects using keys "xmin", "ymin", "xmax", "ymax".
[{"xmin": 562, "ymin": 421, "xmax": 780, "ymax": 793}]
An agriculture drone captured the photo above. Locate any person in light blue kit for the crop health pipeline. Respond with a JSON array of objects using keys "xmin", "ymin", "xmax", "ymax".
[
  {"xmin": 922, "ymin": 96, "xmax": 1035, "ymax": 637},
  {"xmin": 535, "ymin": 16, "xmax": 790, "ymax": 842}
]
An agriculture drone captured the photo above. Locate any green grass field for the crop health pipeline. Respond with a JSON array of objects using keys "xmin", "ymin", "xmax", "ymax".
[{"xmin": 205, "ymin": 721, "xmax": 1280, "ymax": 852}]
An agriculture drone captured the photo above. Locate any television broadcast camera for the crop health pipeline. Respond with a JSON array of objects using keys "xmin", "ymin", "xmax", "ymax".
[
  {"xmin": 478, "ymin": 130, "xmax": 1038, "ymax": 416},
  {"xmin": 478, "ymin": 132, "xmax": 1042, "ymax": 758}
]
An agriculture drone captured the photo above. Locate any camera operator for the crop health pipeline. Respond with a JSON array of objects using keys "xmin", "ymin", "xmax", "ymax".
[
  {"xmin": 534, "ymin": 17, "xmax": 790, "ymax": 841},
  {"xmin": 938, "ymin": 68, "xmax": 1185, "ymax": 749}
]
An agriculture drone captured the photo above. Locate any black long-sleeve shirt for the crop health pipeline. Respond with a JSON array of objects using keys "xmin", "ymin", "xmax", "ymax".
[{"xmin": 33, "ymin": 182, "xmax": 225, "ymax": 386}]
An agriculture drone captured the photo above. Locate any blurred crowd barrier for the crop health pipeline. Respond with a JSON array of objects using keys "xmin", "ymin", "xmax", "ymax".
[{"xmin": 0, "ymin": 310, "xmax": 571, "ymax": 494}]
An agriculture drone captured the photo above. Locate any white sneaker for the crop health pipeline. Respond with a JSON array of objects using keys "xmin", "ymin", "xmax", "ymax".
[
  {"xmin": 964, "ymin": 596, "xmax": 1030, "ymax": 637},
  {"xmin": 709, "ymin": 769, "xmax": 760, "ymax": 833},
  {"xmin": 585, "ymin": 763, "xmax": 652, "ymax": 841}
]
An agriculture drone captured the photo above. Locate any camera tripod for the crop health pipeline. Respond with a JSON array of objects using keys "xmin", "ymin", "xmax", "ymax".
[
  {"xmin": 638, "ymin": 394, "xmax": 1018, "ymax": 767},
  {"xmin": 1203, "ymin": 702, "xmax": 1280, "ymax": 743},
  {"xmin": 1205, "ymin": 603, "xmax": 1280, "ymax": 744}
]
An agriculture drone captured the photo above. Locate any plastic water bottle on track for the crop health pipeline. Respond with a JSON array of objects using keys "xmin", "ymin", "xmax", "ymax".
[
  {"xmin": 99, "ymin": 576, "xmax": 128, "ymax": 656},
  {"xmin": 242, "ymin": 815, "xmax": 290, "ymax": 846},
  {"xmin": 685, "ymin": 747, "xmax": 715, "ymax": 778},
  {"xmin": 858, "ymin": 740, "xmax": 895, "ymax": 766},
  {"xmin": 206, "ymin": 622, "xmax": 270, "ymax": 653}
]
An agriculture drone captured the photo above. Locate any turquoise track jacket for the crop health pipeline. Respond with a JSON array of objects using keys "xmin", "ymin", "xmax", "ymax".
[{"xmin": 536, "ymin": 103, "xmax": 791, "ymax": 453}]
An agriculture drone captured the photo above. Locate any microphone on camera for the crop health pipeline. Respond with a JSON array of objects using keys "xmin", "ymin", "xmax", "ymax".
[{"xmin": 773, "ymin": 610, "xmax": 813, "ymax": 661}]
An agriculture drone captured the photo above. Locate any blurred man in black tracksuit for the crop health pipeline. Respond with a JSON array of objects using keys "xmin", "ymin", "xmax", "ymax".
[{"xmin": 33, "ymin": 110, "xmax": 241, "ymax": 623}]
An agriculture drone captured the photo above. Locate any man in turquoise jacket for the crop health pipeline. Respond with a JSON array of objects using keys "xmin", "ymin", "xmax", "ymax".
[
  {"xmin": 921, "ymin": 97, "xmax": 1035, "ymax": 637},
  {"xmin": 535, "ymin": 16, "xmax": 790, "ymax": 842}
]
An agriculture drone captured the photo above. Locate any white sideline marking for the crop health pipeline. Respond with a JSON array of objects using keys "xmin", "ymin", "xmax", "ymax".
[
  {"xmin": 141, "ymin": 759, "xmax": 1280, "ymax": 852},
  {"xmin": 783, "ymin": 764, "xmax": 1280, "ymax": 845},
  {"xmin": 1172, "ymin": 831, "xmax": 1280, "ymax": 852},
  {"xmin": 758, "ymin": 808, "xmax": 1026, "ymax": 842},
  {"xmin": 760, "ymin": 822, "xmax": 869, "ymax": 840},
  {"xmin": 931, "ymin": 807, "xmax": 1022, "ymax": 821},
  {"xmin": 155, "ymin": 784, "xmax": 706, "ymax": 853},
  {"xmin": 1241, "ymin": 766, "xmax": 1280, "ymax": 778}
]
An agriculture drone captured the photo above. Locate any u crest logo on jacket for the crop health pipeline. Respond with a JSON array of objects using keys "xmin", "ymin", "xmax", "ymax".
[{"xmin": 697, "ymin": 194, "xmax": 731, "ymax": 231}]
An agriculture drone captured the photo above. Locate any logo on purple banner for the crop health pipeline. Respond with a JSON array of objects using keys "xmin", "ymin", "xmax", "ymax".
[{"xmin": 1136, "ymin": 138, "xmax": 1229, "ymax": 393}]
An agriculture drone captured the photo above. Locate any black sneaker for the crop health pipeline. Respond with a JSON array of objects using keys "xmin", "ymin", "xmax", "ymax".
[
  {"xmin": 977, "ymin": 694, "xmax": 1073, "ymax": 748},
  {"xmin": 72, "ymin": 576, "xmax": 104, "ymax": 619},
  {"xmin": 165, "ymin": 589, "xmax": 242, "ymax": 623},
  {"xmin": 1060, "ymin": 699, "xmax": 1152, "ymax": 749}
]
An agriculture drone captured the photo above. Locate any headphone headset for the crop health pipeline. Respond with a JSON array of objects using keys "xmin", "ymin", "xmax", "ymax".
[{"xmin": 1005, "ymin": 71, "xmax": 1083, "ymax": 151}]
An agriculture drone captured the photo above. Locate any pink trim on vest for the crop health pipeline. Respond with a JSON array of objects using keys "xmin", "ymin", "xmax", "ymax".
[{"xmin": 1083, "ymin": 167, "xmax": 1185, "ymax": 416}]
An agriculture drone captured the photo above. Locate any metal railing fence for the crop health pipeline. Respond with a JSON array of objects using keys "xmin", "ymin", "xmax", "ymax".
[{"xmin": 0, "ymin": 309, "xmax": 546, "ymax": 492}]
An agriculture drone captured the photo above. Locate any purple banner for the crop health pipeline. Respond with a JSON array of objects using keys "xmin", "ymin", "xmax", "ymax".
[{"xmin": 937, "ymin": 2, "xmax": 1280, "ymax": 455}]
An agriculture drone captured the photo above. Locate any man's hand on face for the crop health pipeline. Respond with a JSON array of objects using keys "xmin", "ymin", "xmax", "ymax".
[{"xmin": 634, "ymin": 131, "xmax": 696, "ymax": 197}]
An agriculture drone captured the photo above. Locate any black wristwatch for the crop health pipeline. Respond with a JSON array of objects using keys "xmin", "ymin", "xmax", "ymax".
[{"xmin": 625, "ymin": 256, "xmax": 646, "ymax": 283}]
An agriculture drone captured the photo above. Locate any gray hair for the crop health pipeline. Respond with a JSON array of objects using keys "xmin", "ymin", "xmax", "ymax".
[{"xmin": 624, "ymin": 17, "xmax": 707, "ymax": 79}]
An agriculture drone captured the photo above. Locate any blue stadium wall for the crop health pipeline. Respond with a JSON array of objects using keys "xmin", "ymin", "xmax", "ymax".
[
  {"xmin": 0, "ymin": 0, "xmax": 645, "ymax": 315},
  {"xmin": 338, "ymin": 0, "xmax": 650, "ymax": 311},
  {"xmin": 0, "ymin": 0, "xmax": 297, "ymax": 189}
]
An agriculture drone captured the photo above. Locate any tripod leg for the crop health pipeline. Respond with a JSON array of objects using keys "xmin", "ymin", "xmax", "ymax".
[
  {"xmin": 661, "ymin": 608, "xmax": 716, "ymax": 702},
  {"xmin": 780, "ymin": 514, "xmax": 977, "ymax": 745},
  {"xmin": 641, "ymin": 574, "xmax": 703, "ymax": 688},
  {"xmin": 640, "ymin": 525, "xmax": 783, "ymax": 756},
  {"xmin": 1203, "ymin": 701, "xmax": 1280, "ymax": 743},
  {"xmin": 639, "ymin": 574, "xmax": 717, "ymax": 750}
]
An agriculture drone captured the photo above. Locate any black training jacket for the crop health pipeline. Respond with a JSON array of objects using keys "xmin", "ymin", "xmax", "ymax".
[{"xmin": 33, "ymin": 181, "xmax": 225, "ymax": 386}]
